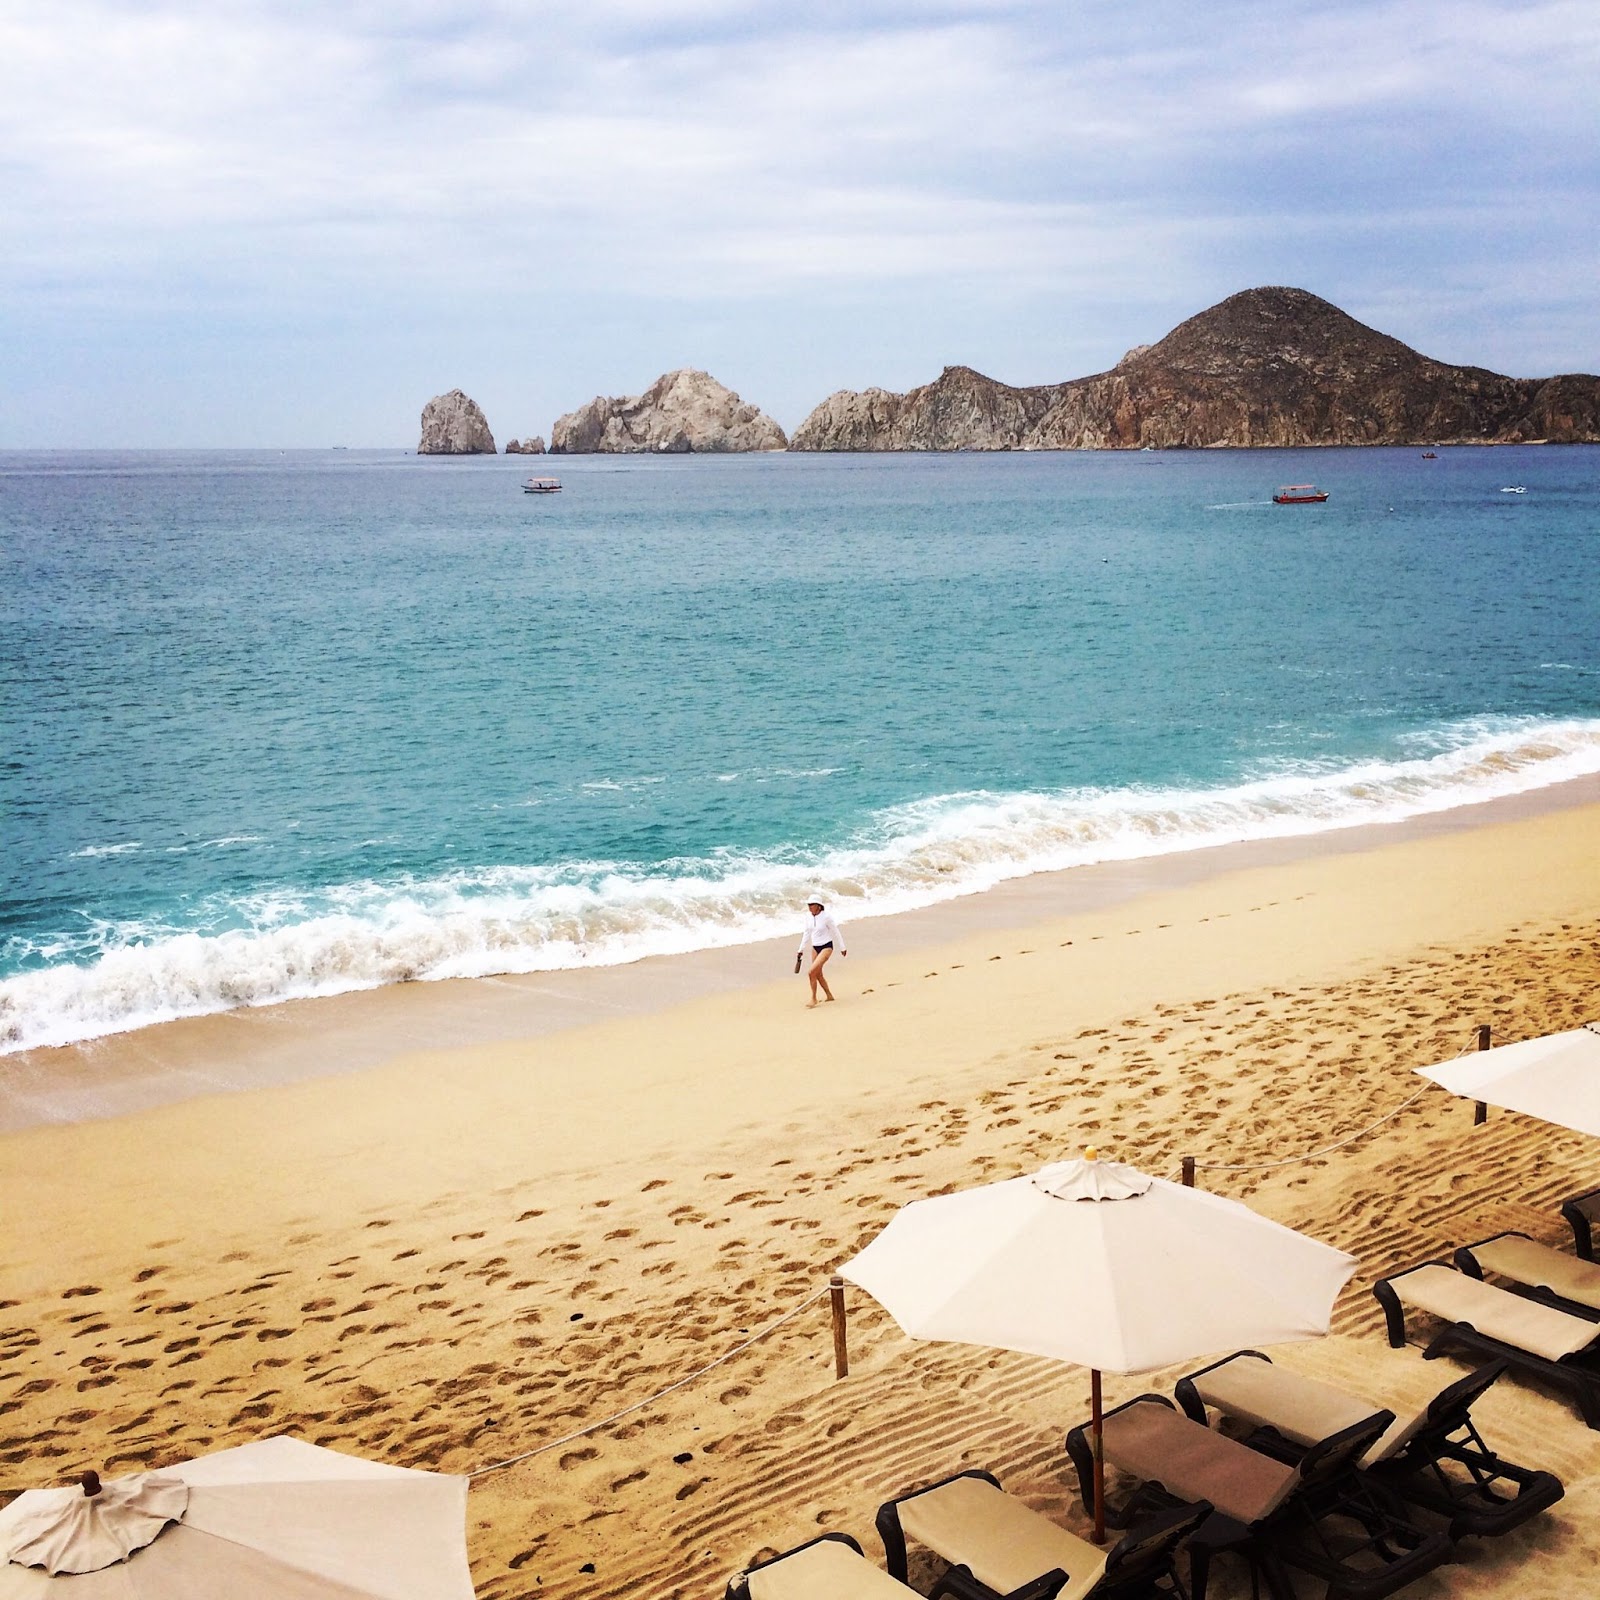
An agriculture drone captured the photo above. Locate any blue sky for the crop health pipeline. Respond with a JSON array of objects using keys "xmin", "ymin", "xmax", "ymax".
[{"xmin": 3, "ymin": 0, "xmax": 1597, "ymax": 446}]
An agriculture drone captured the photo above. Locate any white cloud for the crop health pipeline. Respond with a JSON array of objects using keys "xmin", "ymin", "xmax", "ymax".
[{"xmin": 1, "ymin": 0, "xmax": 1597, "ymax": 441}]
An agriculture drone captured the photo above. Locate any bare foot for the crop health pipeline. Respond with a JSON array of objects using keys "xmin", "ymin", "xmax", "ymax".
[
  {"xmin": 805, "ymin": 1001, "xmax": 818, "ymax": 1009},
  {"xmin": 823, "ymin": 995, "xmax": 836, "ymax": 1003}
]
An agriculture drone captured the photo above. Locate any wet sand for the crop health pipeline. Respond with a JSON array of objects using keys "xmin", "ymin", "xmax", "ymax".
[
  {"xmin": 8, "ymin": 770, "xmax": 1600, "ymax": 1134},
  {"xmin": 2, "ymin": 795, "xmax": 1599, "ymax": 1599}
]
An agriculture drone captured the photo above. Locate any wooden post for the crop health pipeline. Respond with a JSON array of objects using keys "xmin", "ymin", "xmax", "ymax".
[
  {"xmin": 1181, "ymin": 1156, "xmax": 1196, "ymax": 1188},
  {"xmin": 829, "ymin": 1275, "xmax": 849, "ymax": 1379},
  {"xmin": 1090, "ymin": 1368, "xmax": 1106, "ymax": 1545},
  {"xmin": 1474, "ymin": 1024, "xmax": 1491, "ymax": 1125}
]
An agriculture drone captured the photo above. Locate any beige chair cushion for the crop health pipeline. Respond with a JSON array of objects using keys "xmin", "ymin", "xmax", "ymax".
[
  {"xmin": 1393, "ymin": 1264, "xmax": 1600, "ymax": 1362},
  {"xmin": 1192, "ymin": 1357, "xmax": 1423, "ymax": 1467},
  {"xmin": 747, "ymin": 1538, "xmax": 911, "ymax": 1600},
  {"xmin": 896, "ymin": 1475, "xmax": 1108, "ymax": 1600},
  {"xmin": 1470, "ymin": 1237, "xmax": 1600, "ymax": 1313},
  {"xmin": 1101, "ymin": 1400, "xmax": 1298, "ymax": 1525}
]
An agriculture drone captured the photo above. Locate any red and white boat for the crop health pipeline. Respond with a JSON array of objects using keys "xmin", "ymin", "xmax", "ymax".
[{"xmin": 1273, "ymin": 484, "xmax": 1329, "ymax": 504}]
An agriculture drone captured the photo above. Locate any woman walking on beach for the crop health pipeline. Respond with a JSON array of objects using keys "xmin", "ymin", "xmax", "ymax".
[{"xmin": 795, "ymin": 895, "xmax": 846, "ymax": 1007}]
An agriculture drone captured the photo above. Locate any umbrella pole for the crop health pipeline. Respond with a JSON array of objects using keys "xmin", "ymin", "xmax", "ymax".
[
  {"xmin": 1091, "ymin": 1367, "xmax": 1106, "ymax": 1545},
  {"xmin": 1475, "ymin": 1023, "xmax": 1491, "ymax": 1124},
  {"xmin": 830, "ymin": 1275, "xmax": 849, "ymax": 1378}
]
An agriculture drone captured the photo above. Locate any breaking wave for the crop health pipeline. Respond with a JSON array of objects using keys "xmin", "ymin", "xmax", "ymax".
[{"xmin": 5, "ymin": 715, "xmax": 1600, "ymax": 1053}]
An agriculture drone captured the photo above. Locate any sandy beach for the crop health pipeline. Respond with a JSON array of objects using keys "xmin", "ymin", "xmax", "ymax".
[{"xmin": 4, "ymin": 796, "xmax": 1600, "ymax": 1599}]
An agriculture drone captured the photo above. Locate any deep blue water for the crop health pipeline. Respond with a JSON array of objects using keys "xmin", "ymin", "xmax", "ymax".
[{"xmin": 3, "ymin": 445, "xmax": 1598, "ymax": 1050}]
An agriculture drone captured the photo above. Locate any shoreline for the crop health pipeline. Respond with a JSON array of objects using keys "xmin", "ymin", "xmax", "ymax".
[
  {"xmin": 7, "ymin": 768, "xmax": 1600, "ymax": 1134},
  {"xmin": 2, "ymin": 763, "xmax": 1598, "ymax": 1598}
]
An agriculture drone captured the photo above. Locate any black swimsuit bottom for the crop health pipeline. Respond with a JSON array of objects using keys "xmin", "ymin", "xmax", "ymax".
[{"xmin": 811, "ymin": 942, "xmax": 834, "ymax": 952}]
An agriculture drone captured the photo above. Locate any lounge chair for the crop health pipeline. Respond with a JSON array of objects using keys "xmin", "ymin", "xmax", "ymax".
[
  {"xmin": 875, "ymin": 1469, "xmax": 1208, "ymax": 1600},
  {"xmin": 1064, "ymin": 1394, "xmax": 1450, "ymax": 1600},
  {"xmin": 1174, "ymin": 1350, "xmax": 1562, "ymax": 1538},
  {"xmin": 1372, "ymin": 1259, "xmax": 1600, "ymax": 1430},
  {"xmin": 1559, "ymin": 1185, "xmax": 1600, "ymax": 1261},
  {"xmin": 727, "ymin": 1532, "xmax": 917, "ymax": 1600},
  {"xmin": 1456, "ymin": 1231, "xmax": 1600, "ymax": 1318}
]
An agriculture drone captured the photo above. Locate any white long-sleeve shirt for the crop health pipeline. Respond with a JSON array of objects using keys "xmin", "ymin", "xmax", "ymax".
[{"xmin": 798, "ymin": 910, "xmax": 845, "ymax": 954}]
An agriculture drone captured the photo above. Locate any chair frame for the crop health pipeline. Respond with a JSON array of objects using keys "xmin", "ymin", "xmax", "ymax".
[
  {"xmin": 1175, "ymin": 1350, "xmax": 1562, "ymax": 1540},
  {"xmin": 1559, "ymin": 1185, "xmax": 1600, "ymax": 1261},
  {"xmin": 726, "ymin": 1529, "xmax": 990, "ymax": 1600},
  {"xmin": 1065, "ymin": 1393, "xmax": 1451, "ymax": 1600},
  {"xmin": 1454, "ymin": 1229, "xmax": 1600, "ymax": 1321},
  {"xmin": 874, "ymin": 1467, "xmax": 1204, "ymax": 1600},
  {"xmin": 1372, "ymin": 1258, "xmax": 1600, "ymax": 1431}
]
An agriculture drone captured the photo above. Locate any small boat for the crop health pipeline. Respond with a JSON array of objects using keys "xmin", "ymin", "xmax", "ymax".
[
  {"xmin": 1500, "ymin": 485, "xmax": 1526, "ymax": 494},
  {"xmin": 1421, "ymin": 450, "xmax": 1438, "ymax": 459},
  {"xmin": 522, "ymin": 478, "xmax": 562, "ymax": 494},
  {"xmin": 1273, "ymin": 485, "xmax": 1329, "ymax": 504}
]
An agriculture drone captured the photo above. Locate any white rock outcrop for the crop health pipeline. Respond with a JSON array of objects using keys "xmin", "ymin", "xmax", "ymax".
[
  {"xmin": 505, "ymin": 436, "xmax": 547, "ymax": 455},
  {"xmin": 418, "ymin": 389, "xmax": 496, "ymax": 454},
  {"xmin": 550, "ymin": 370, "xmax": 787, "ymax": 454}
]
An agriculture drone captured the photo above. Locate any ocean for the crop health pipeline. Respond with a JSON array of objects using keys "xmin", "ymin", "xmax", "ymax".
[{"xmin": 3, "ymin": 445, "xmax": 1598, "ymax": 1054}]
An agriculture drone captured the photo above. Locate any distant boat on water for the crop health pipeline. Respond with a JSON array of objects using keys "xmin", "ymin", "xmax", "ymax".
[
  {"xmin": 1501, "ymin": 485, "xmax": 1526, "ymax": 494},
  {"xmin": 523, "ymin": 478, "xmax": 562, "ymax": 494},
  {"xmin": 1273, "ymin": 484, "xmax": 1329, "ymax": 504},
  {"xmin": 1421, "ymin": 450, "xmax": 1438, "ymax": 459}
]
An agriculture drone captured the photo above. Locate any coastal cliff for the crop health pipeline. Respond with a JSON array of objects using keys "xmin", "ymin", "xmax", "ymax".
[
  {"xmin": 790, "ymin": 288, "xmax": 1600, "ymax": 450},
  {"xmin": 550, "ymin": 369, "xmax": 787, "ymax": 454},
  {"xmin": 418, "ymin": 389, "xmax": 496, "ymax": 454}
]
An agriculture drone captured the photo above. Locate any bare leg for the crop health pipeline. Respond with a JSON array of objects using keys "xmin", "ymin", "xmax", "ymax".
[{"xmin": 808, "ymin": 947, "xmax": 835, "ymax": 1003}]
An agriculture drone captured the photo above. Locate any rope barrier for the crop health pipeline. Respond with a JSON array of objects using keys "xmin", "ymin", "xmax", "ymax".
[
  {"xmin": 1193, "ymin": 1084, "xmax": 1433, "ymax": 1174},
  {"xmin": 466, "ymin": 1029, "xmax": 1501, "ymax": 1476},
  {"xmin": 1188, "ymin": 1034, "xmax": 1477, "ymax": 1176},
  {"xmin": 466, "ymin": 1284, "xmax": 831, "ymax": 1479}
]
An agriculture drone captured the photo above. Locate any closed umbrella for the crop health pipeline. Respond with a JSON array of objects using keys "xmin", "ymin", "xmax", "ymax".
[
  {"xmin": 841, "ymin": 1153, "xmax": 1357, "ymax": 1541},
  {"xmin": 0, "ymin": 1436, "xmax": 476, "ymax": 1599},
  {"xmin": 1416, "ymin": 1024, "xmax": 1600, "ymax": 1138}
]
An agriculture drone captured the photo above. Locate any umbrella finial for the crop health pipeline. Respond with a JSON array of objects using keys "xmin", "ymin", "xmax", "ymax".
[
  {"xmin": 80, "ymin": 1471, "xmax": 102, "ymax": 1498},
  {"xmin": 1034, "ymin": 1155, "xmax": 1153, "ymax": 1201}
]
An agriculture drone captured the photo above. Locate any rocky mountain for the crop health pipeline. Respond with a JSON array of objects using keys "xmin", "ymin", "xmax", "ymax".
[
  {"xmin": 549, "ymin": 369, "xmax": 787, "ymax": 454},
  {"xmin": 789, "ymin": 288, "xmax": 1600, "ymax": 450},
  {"xmin": 418, "ymin": 389, "xmax": 496, "ymax": 454},
  {"xmin": 505, "ymin": 436, "xmax": 546, "ymax": 455}
]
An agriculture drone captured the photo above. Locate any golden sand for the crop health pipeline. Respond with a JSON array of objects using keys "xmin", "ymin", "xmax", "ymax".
[{"xmin": 3, "ymin": 800, "xmax": 1599, "ymax": 1598}]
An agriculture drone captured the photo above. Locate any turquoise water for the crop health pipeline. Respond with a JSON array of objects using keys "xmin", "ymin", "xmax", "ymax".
[{"xmin": 3, "ymin": 445, "xmax": 1598, "ymax": 1051}]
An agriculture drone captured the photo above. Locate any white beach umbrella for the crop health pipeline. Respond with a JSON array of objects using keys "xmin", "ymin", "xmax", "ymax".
[
  {"xmin": 840, "ymin": 1154, "xmax": 1357, "ymax": 1542},
  {"xmin": 0, "ymin": 1436, "xmax": 476, "ymax": 1599},
  {"xmin": 1415, "ymin": 1024, "xmax": 1600, "ymax": 1139}
]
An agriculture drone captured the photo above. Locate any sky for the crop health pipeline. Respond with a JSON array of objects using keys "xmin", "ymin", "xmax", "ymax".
[{"xmin": 2, "ymin": 0, "xmax": 1598, "ymax": 447}]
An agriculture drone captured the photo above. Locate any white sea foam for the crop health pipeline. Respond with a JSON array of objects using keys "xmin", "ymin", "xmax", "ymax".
[
  {"xmin": 6, "ymin": 716, "xmax": 1600, "ymax": 1054},
  {"xmin": 68, "ymin": 842, "xmax": 142, "ymax": 859}
]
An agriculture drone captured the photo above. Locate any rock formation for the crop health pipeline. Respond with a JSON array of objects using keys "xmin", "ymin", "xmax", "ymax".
[
  {"xmin": 505, "ymin": 436, "xmax": 546, "ymax": 455},
  {"xmin": 789, "ymin": 288, "xmax": 1600, "ymax": 450},
  {"xmin": 792, "ymin": 368, "xmax": 1058, "ymax": 452},
  {"xmin": 417, "ymin": 389, "xmax": 496, "ymax": 454},
  {"xmin": 549, "ymin": 369, "xmax": 787, "ymax": 454}
]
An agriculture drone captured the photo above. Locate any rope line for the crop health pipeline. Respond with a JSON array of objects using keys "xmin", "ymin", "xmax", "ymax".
[
  {"xmin": 466, "ymin": 1284, "xmax": 831, "ymax": 1479},
  {"xmin": 464, "ymin": 1030, "xmax": 1497, "ymax": 1477},
  {"xmin": 1194, "ymin": 1085, "xmax": 1432, "ymax": 1173},
  {"xmin": 1190, "ymin": 1034, "xmax": 1477, "ymax": 1175}
]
